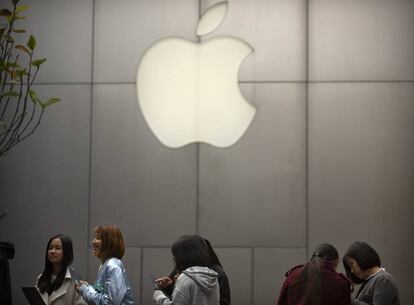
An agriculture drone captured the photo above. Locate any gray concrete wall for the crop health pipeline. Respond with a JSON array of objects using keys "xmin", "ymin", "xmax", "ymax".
[{"xmin": 0, "ymin": 0, "xmax": 413, "ymax": 304}]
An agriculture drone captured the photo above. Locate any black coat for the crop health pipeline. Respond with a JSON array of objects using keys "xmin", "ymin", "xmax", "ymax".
[{"xmin": 0, "ymin": 241, "xmax": 14, "ymax": 305}]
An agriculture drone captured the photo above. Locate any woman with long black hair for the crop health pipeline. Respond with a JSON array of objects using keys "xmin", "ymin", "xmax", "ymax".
[
  {"xmin": 36, "ymin": 234, "xmax": 86, "ymax": 305},
  {"xmin": 204, "ymin": 239, "xmax": 231, "ymax": 305},
  {"xmin": 153, "ymin": 235, "xmax": 219, "ymax": 305},
  {"xmin": 157, "ymin": 238, "xmax": 231, "ymax": 305},
  {"xmin": 276, "ymin": 243, "xmax": 352, "ymax": 305}
]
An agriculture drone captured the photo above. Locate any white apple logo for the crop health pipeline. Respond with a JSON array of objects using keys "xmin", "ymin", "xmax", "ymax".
[{"xmin": 137, "ymin": 1, "xmax": 256, "ymax": 148}]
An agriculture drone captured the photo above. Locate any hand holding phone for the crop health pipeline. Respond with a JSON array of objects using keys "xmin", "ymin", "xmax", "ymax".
[
  {"xmin": 155, "ymin": 276, "xmax": 173, "ymax": 288},
  {"xmin": 150, "ymin": 274, "xmax": 173, "ymax": 300}
]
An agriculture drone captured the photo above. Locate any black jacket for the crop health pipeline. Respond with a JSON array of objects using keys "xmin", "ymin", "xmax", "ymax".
[{"xmin": 0, "ymin": 241, "xmax": 15, "ymax": 305}]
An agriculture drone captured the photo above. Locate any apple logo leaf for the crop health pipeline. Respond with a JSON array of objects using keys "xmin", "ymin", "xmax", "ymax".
[{"xmin": 196, "ymin": 1, "xmax": 228, "ymax": 37}]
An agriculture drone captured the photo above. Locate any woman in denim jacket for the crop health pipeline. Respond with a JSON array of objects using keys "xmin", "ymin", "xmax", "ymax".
[{"xmin": 77, "ymin": 225, "xmax": 134, "ymax": 305}]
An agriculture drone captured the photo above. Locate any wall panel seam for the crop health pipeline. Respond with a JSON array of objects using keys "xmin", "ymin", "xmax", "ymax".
[{"xmin": 86, "ymin": 0, "xmax": 96, "ymax": 281}]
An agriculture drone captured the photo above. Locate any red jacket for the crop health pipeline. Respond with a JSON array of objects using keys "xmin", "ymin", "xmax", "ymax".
[{"xmin": 276, "ymin": 261, "xmax": 352, "ymax": 305}]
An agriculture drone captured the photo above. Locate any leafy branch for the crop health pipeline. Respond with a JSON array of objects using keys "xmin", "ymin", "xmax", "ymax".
[{"xmin": 0, "ymin": 0, "xmax": 61, "ymax": 157}]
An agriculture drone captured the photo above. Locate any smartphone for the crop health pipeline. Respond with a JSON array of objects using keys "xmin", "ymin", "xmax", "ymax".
[{"xmin": 149, "ymin": 274, "xmax": 172, "ymax": 300}]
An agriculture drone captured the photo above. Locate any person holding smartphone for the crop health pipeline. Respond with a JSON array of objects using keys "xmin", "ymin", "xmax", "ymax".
[
  {"xmin": 155, "ymin": 238, "xmax": 230, "ymax": 305},
  {"xmin": 153, "ymin": 235, "xmax": 219, "ymax": 305},
  {"xmin": 77, "ymin": 225, "xmax": 134, "ymax": 305}
]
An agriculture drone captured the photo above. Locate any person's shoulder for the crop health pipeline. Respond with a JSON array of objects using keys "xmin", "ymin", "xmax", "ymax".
[
  {"xmin": 175, "ymin": 273, "xmax": 196, "ymax": 290},
  {"xmin": 319, "ymin": 270, "xmax": 352, "ymax": 295},
  {"xmin": 322, "ymin": 265, "xmax": 349, "ymax": 282},
  {"xmin": 321, "ymin": 266, "xmax": 351, "ymax": 285},
  {"xmin": 106, "ymin": 257, "xmax": 125, "ymax": 271},
  {"xmin": 279, "ymin": 265, "xmax": 304, "ymax": 289},
  {"xmin": 380, "ymin": 269, "xmax": 396, "ymax": 279},
  {"xmin": 107, "ymin": 257, "xmax": 122, "ymax": 264},
  {"xmin": 285, "ymin": 264, "xmax": 303, "ymax": 277},
  {"xmin": 374, "ymin": 270, "xmax": 398, "ymax": 286},
  {"xmin": 211, "ymin": 264, "xmax": 227, "ymax": 277},
  {"xmin": 335, "ymin": 272, "xmax": 352, "ymax": 285},
  {"xmin": 211, "ymin": 264, "xmax": 224, "ymax": 273}
]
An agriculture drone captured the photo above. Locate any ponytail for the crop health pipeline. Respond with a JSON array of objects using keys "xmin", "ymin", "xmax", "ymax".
[{"xmin": 290, "ymin": 244, "xmax": 339, "ymax": 305}]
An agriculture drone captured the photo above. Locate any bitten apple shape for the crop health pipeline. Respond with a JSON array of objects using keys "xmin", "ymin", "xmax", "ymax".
[{"xmin": 137, "ymin": 2, "xmax": 256, "ymax": 148}]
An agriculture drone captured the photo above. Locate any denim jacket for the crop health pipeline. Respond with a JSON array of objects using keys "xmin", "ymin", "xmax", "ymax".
[{"xmin": 79, "ymin": 258, "xmax": 134, "ymax": 305}]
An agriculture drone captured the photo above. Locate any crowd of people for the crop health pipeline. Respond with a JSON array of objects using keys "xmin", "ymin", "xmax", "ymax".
[{"xmin": 31, "ymin": 224, "xmax": 399, "ymax": 305}]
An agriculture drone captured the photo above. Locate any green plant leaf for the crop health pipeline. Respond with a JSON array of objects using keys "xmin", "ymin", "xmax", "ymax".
[
  {"xmin": 3, "ymin": 91, "xmax": 19, "ymax": 97},
  {"xmin": 28, "ymin": 89, "xmax": 40, "ymax": 104},
  {"xmin": 15, "ymin": 68, "xmax": 26, "ymax": 77},
  {"xmin": 0, "ymin": 120, "xmax": 7, "ymax": 129},
  {"xmin": 27, "ymin": 34, "xmax": 36, "ymax": 50},
  {"xmin": 15, "ymin": 5, "xmax": 28, "ymax": 14},
  {"xmin": 15, "ymin": 44, "xmax": 30, "ymax": 54},
  {"xmin": 12, "ymin": 28, "xmax": 26, "ymax": 33},
  {"xmin": 41, "ymin": 97, "xmax": 61, "ymax": 109},
  {"xmin": 6, "ymin": 61, "xmax": 20, "ymax": 68},
  {"xmin": 14, "ymin": 15, "xmax": 26, "ymax": 20},
  {"xmin": 6, "ymin": 15, "xmax": 15, "ymax": 23},
  {"xmin": 32, "ymin": 58, "xmax": 47, "ymax": 67},
  {"xmin": 0, "ymin": 9, "xmax": 12, "ymax": 17}
]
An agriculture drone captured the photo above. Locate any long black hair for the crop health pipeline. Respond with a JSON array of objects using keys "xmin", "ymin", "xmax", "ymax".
[
  {"xmin": 204, "ymin": 238, "xmax": 222, "ymax": 267},
  {"xmin": 290, "ymin": 243, "xmax": 339, "ymax": 305},
  {"xmin": 343, "ymin": 241, "xmax": 381, "ymax": 284},
  {"xmin": 37, "ymin": 234, "xmax": 73, "ymax": 295},
  {"xmin": 171, "ymin": 235, "xmax": 212, "ymax": 272}
]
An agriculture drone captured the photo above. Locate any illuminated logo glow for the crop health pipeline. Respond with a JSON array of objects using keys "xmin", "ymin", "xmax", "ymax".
[{"xmin": 137, "ymin": 1, "xmax": 256, "ymax": 148}]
